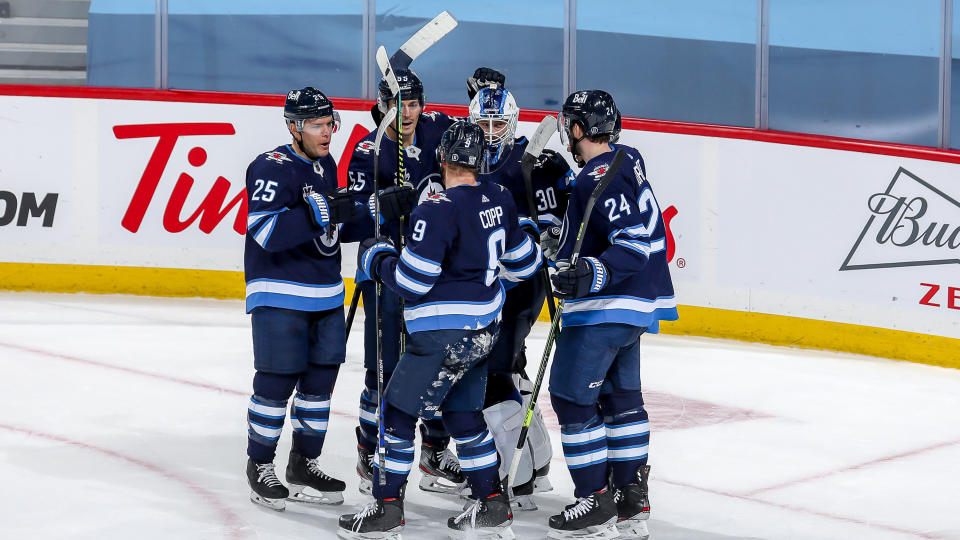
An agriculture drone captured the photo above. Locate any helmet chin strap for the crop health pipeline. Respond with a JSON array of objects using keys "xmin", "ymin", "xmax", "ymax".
[{"xmin": 569, "ymin": 134, "xmax": 587, "ymax": 168}]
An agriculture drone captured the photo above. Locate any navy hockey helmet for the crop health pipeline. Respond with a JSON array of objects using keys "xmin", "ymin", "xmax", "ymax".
[
  {"xmin": 283, "ymin": 87, "xmax": 340, "ymax": 132},
  {"xmin": 558, "ymin": 89, "xmax": 621, "ymax": 144},
  {"xmin": 377, "ymin": 69, "xmax": 425, "ymax": 113},
  {"xmin": 436, "ymin": 121, "xmax": 487, "ymax": 170}
]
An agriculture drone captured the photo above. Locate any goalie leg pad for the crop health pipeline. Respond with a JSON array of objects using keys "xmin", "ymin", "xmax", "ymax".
[{"xmin": 481, "ymin": 398, "xmax": 533, "ymax": 488}]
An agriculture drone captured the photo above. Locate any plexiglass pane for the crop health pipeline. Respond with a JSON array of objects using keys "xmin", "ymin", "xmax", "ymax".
[
  {"xmin": 576, "ymin": 0, "xmax": 756, "ymax": 126},
  {"xmin": 769, "ymin": 0, "xmax": 940, "ymax": 146},
  {"xmin": 87, "ymin": 0, "xmax": 154, "ymax": 88},
  {"xmin": 375, "ymin": 1, "xmax": 564, "ymax": 109}
]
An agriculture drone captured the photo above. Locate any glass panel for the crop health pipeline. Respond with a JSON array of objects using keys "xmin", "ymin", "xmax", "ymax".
[
  {"xmin": 576, "ymin": 0, "xmax": 756, "ymax": 126},
  {"xmin": 78, "ymin": 0, "xmax": 153, "ymax": 87},
  {"xmin": 167, "ymin": 0, "xmax": 363, "ymax": 96},
  {"xmin": 375, "ymin": 1, "xmax": 564, "ymax": 109},
  {"xmin": 769, "ymin": 0, "xmax": 940, "ymax": 146}
]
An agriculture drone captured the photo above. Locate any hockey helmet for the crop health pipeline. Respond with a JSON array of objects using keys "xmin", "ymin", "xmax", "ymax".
[
  {"xmin": 283, "ymin": 87, "xmax": 340, "ymax": 133},
  {"xmin": 558, "ymin": 89, "xmax": 620, "ymax": 144},
  {"xmin": 436, "ymin": 121, "xmax": 487, "ymax": 170},
  {"xmin": 377, "ymin": 69, "xmax": 425, "ymax": 113},
  {"xmin": 468, "ymin": 86, "xmax": 519, "ymax": 172}
]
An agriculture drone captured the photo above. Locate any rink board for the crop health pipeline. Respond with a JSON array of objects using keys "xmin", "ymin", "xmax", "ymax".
[{"xmin": 0, "ymin": 85, "xmax": 958, "ymax": 366}]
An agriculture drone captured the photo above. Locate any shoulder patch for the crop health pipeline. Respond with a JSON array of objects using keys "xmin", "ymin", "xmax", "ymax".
[
  {"xmin": 425, "ymin": 192, "xmax": 451, "ymax": 204},
  {"xmin": 263, "ymin": 150, "xmax": 292, "ymax": 164},
  {"xmin": 421, "ymin": 111, "xmax": 440, "ymax": 120},
  {"xmin": 355, "ymin": 140, "xmax": 376, "ymax": 154},
  {"xmin": 586, "ymin": 162, "xmax": 611, "ymax": 181}
]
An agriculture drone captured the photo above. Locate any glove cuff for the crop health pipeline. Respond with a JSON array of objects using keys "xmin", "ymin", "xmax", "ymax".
[
  {"xmin": 360, "ymin": 241, "xmax": 397, "ymax": 280},
  {"xmin": 581, "ymin": 256, "xmax": 607, "ymax": 293},
  {"xmin": 305, "ymin": 191, "xmax": 330, "ymax": 228},
  {"xmin": 367, "ymin": 193, "xmax": 385, "ymax": 225}
]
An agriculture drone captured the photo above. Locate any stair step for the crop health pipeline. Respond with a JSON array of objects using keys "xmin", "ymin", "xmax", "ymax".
[
  {"xmin": 0, "ymin": 67, "xmax": 85, "ymax": 85},
  {"xmin": 0, "ymin": 17, "xmax": 88, "ymax": 45},
  {"xmin": 3, "ymin": 0, "xmax": 91, "ymax": 20},
  {"xmin": 0, "ymin": 42, "xmax": 86, "ymax": 69}
]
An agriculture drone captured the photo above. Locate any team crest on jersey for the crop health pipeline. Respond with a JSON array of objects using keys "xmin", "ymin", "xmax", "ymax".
[
  {"xmin": 264, "ymin": 151, "xmax": 292, "ymax": 164},
  {"xmin": 356, "ymin": 140, "xmax": 376, "ymax": 154},
  {"xmin": 313, "ymin": 161, "xmax": 324, "ymax": 176},
  {"xmin": 417, "ymin": 173, "xmax": 444, "ymax": 205},
  {"xmin": 587, "ymin": 163, "xmax": 610, "ymax": 181}
]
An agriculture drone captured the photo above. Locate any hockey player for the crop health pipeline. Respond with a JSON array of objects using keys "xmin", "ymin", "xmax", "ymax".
[
  {"xmin": 347, "ymin": 68, "xmax": 506, "ymax": 496},
  {"xmin": 469, "ymin": 84, "xmax": 574, "ymax": 508},
  {"xmin": 545, "ymin": 90, "xmax": 678, "ymax": 539},
  {"xmin": 243, "ymin": 87, "xmax": 364, "ymax": 510},
  {"xmin": 339, "ymin": 122, "xmax": 541, "ymax": 539}
]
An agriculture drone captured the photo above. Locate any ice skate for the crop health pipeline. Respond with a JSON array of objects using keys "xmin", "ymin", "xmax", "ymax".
[
  {"xmin": 357, "ymin": 441, "xmax": 375, "ymax": 496},
  {"xmin": 508, "ymin": 473, "xmax": 538, "ymax": 512},
  {"xmin": 448, "ymin": 492, "xmax": 515, "ymax": 539},
  {"xmin": 246, "ymin": 459, "xmax": 288, "ymax": 511},
  {"xmin": 418, "ymin": 442, "xmax": 465, "ymax": 494},
  {"xmin": 534, "ymin": 463, "xmax": 554, "ymax": 493},
  {"xmin": 338, "ymin": 497, "xmax": 404, "ymax": 540},
  {"xmin": 547, "ymin": 489, "xmax": 619, "ymax": 539},
  {"xmin": 614, "ymin": 465, "xmax": 651, "ymax": 539},
  {"xmin": 285, "ymin": 449, "xmax": 346, "ymax": 505}
]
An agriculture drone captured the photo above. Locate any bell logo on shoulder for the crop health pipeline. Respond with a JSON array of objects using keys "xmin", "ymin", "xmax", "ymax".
[
  {"xmin": 264, "ymin": 151, "xmax": 292, "ymax": 164},
  {"xmin": 587, "ymin": 163, "xmax": 610, "ymax": 181},
  {"xmin": 356, "ymin": 140, "xmax": 376, "ymax": 154}
]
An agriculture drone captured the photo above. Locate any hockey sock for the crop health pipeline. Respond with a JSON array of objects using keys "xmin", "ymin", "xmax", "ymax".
[
  {"xmin": 372, "ymin": 402, "xmax": 417, "ymax": 500},
  {"xmin": 445, "ymin": 411, "xmax": 501, "ymax": 499},
  {"xmin": 247, "ymin": 372, "xmax": 298, "ymax": 463},
  {"xmin": 358, "ymin": 369, "xmax": 392, "ymax": 452},
  {"xmin": 419, "ymin": 418, "xmax": 450, "ymax": 448},
  {"xmin": 601, "ymin": 391, "xmax": 650, "ymax": 489},
  {"xmin": 552, "ymin": 394, "xmax": 608, "ymax": 498},
  {"xmin": 291, "ymin": 365, "xmax": 339, "ymax": 458}
]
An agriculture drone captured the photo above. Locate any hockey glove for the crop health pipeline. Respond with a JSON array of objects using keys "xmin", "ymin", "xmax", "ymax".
[
  {"xmin": 357, "ymin": 236, "xmax": 398, "ymax": 281},
  {"xmin": 304, "ymin": 187, "xmax": 355, "ymax": 228},
  {"xmin": 551, "ymin": 257, "xmax": 607, "ymax": 300},
  {"xmin": 540, "ymin": 226, "xmax": 562, "ymax": 262},
  {"xmin": 467, "ymin": 67, "xmax": 506, "ymax": 99},
  {"xmin": 368, "ymin": 185, "xmax": 418, "ymax": 224},
  {"xmin": 533, "ymin": 149, "xmax": 572, "ymax": 184}
]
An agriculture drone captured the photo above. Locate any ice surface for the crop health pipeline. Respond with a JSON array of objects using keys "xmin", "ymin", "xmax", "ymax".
[{"xmin": 1, "ymin": 292, "xmax": 958, "ymax": 539}]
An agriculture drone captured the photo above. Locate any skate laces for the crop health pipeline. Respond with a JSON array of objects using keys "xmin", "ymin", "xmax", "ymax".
[
  {"xmin": 439, "ymin": 448, "xmax": 462, "ymax": 474},
  {"xmin": 350, "ymin": 501, "xmax": 382, "ymax": 531},
  {"xmin": 563, "ymin": 495, "xmax": 596, "ymax": 521},
  {"xmin": 256, "ymin": 463, "xmax": 283, "ymax": 487},
  {"xmin": 453, "ymin": 498, "xmax": 483, "ymax": 529},
  {"xmin": 306, "ymin": 457, "xmax": 335, "ymax": 481},
  {"xmin": 613, "ymin": 489, "xmax": 623, "ymax": 504}
]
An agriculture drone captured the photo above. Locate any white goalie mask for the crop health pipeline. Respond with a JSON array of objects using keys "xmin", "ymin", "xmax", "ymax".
[{"xmin": 468, "ymin": 86, "xmax": 519, "ymax": 173}]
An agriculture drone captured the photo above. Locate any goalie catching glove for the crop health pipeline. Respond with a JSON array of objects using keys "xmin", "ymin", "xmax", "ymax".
[{"xmin": 466, "ymin": 66, "xmax": 506, "ymax": 99}]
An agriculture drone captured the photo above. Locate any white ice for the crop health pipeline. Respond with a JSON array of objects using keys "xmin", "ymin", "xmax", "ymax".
[{"xmin": 1, "ymin": 292, "xmax": 958, "ymax": 540}]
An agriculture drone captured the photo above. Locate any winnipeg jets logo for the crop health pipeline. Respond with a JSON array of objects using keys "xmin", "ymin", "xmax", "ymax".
[
  {"xmin": 405, "ymin": 145, "xmax": 422, "ymax": 161},
  {"xmin": 587, "ymin": 163, "xmax": 610, "ymax": 181},
  {"xmin": 264, "ymin": 151, "xmax": 291, "ymax": 164},
  {"xmin": 356, "ymin": 140, "xmax": 376, "ymax": 154},
  {"xmin": 314, "ymin": 224, "xmax": 341, "ymax": 256},
  {"xmin": 313, "ymin": 161, "xmax": 324, "ymax": 176}
]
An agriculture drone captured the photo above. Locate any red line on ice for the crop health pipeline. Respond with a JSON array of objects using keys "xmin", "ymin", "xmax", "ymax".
[{"xmin": 0, "ymin": 423, "xmax": 252, "ymax": 539}]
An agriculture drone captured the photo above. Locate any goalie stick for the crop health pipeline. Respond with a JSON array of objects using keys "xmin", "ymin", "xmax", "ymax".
[
  {"xmin": 388, "ymin": 11, "xmax": 458, "ymax": 71},
  {"xmin": 520, "ymin": 115, "xmax": 560, "ymax": 321},
  {"xmin": 506, "ymin": 149, "xmax": 627, "ymax": 490}
]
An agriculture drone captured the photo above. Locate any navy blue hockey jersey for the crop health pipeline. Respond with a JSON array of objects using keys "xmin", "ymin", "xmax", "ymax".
[
  {"xmin": 374, "ymin": 181, "xmax": 542, "ymax": 333},
  {"xmin": 556, "ymin": 143, "xmax": 678, "ymax": 331},
  {"xmin": 244, "ymin": 145, "xmax": 359, "ymax": 313}
]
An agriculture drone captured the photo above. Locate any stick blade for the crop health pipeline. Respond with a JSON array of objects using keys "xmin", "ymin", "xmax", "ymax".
[
  {"xmin": 375, "ymin": 46, "xmax": 399, "ymax": 95},
  {"xmin": 390, "ymin": 11, "xmax": 458, "ymax": 69},
  {"xmin": 374, "ymin": 107, "xmax": 397, "ymax": 149},
  {"xmin": 524, "ymin": 116, "xmax": 558, "ymax": 159}
]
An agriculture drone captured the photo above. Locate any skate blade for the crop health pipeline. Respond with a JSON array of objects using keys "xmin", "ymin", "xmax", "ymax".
[
  {"xmin": 249, "ymin": 491, "xmax": 286, "ymax": 511},
  {"xmin": 288, "ymin": 484, "xmax": 344, "ymax": 505},
  {"xmin": 337, "ymin": 526, "xmax": 403, "ymax": 540},
  {"xmin": 510, "ymin": 494, "xmax": 538, "ymax": 512},
  {"xmin": 534, "ymin": 476, "xmax": 554, "ymax": 493},
  {"xmin": 419, "ymin": 474, "xmax": 464, "ymax": 495},
  {"xmin": 547, "ymin": 517, "xmax": 619, "ymax": 539},
  {"xmin": 358, "ymin": 476, "xmax": 373, "ymax": 496},
  {"xmin": 617, "ymin": 518, "xmax": 650, "ymax": 539},
  {"xmin": 447, "ymin": 525, "xmax": 515, "ymax": 539}
]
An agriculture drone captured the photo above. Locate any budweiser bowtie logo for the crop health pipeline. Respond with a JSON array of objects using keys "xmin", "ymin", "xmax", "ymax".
[{"xmin": 840, "ymin": 167, "xmax": 960, "ymax": 271}]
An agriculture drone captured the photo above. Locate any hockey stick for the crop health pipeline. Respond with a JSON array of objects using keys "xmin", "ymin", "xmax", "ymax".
[
  {"xmin": 372, "ymin": 102, "xmax": 398, "ymax": 488},
  {"xmin": 520, "ymin": 116, "xmax": 559, "ymax": 321},
  {"xmin": 388, "ymin": 11, "xmax": 458, "ymax": 71},
  {"xmin": 506, "ymin": 149, "xmax": 627, "ymax": 489},
  {"xmin": 344, "ymin": 285, "xmax": 361, "ymax": 345}
]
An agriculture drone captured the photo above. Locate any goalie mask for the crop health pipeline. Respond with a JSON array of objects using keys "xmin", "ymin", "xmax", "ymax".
[
  {"xmin": 468, "ymin": 86, "xmax": 519, "ymax": 173},
  {"xmin": 377, "ymin": 69, "xmax": 425, "ymax": 114}
]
